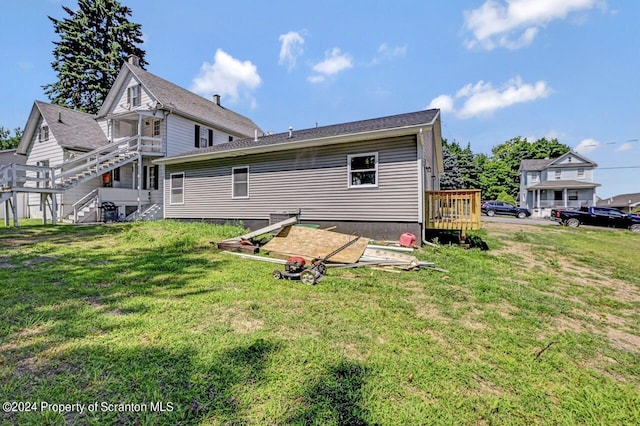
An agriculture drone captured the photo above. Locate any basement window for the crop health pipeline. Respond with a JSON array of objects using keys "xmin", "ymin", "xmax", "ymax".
[
  {"xmin": 348, "ymin": 152, "xmax": 378, "ymax": 188},
  {"xmin": 232, "ymin": 166, "xmax": 249, "ymax": 199},
  {"xmin": 170, "ymin": 172, "xmax": 184, "ymax": 204}
]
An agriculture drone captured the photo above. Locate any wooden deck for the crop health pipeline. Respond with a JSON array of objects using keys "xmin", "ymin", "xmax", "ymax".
[{"xmin": 425, "ymin": 189, "xmax": 482, "ymax": 232}]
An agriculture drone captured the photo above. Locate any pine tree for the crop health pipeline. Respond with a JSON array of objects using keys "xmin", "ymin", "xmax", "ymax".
[{"xmin": 43, "ymin": 0, "xmax": 147, "ymax": 114}]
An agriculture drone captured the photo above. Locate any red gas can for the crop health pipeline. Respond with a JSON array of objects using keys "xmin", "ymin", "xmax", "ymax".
[{"xmin": 399, "ymin": 232, "xmax": 416, "ymax": 247}]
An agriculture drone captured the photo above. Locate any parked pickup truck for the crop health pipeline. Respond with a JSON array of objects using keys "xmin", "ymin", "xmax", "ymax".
[{"xmin": 550, "ymin": 206, "xmax": 640, "ymax": 232}]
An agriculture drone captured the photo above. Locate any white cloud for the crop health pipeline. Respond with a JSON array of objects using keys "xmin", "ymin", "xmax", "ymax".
[
  {"xmin": 308, "ymin": 48, "xmax": 353, "ymax": 83},
  {"xmin": 278, "ymin": 31, "xmax": 305, "ymax": 70},
  {"xmin": 615, "ymin": 143, "xmax": 633, "ymax": 152},
  {"xmin": 191, "ymin": 49, "xmax": 261, "ymax": 104},
  {"xmin": 371, "ymin": 43, "xmax": 408, "ymax": 64},
  {"xmin": 575, "ymin": 138, "xmax": 599, "ymax": 153},
  {"xmin": 463, "ymin": 0, "xmax": 605, "ymax": 50},
  {"xmin": 428, "ymin": 76, "xmax": 551, "ymax": 119},
  {"xmin": 427, "ymin": 95, "xmax": 455, "ymax": 113}
]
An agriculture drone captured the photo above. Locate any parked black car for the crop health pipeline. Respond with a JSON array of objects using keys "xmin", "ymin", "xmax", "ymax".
[{"xmin": 481, "ymin": 201, "xmax": 531, "ymax": 219}]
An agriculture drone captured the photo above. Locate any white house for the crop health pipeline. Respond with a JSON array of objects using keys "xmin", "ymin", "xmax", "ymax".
[{"xmin": 519, "ymin": 151, "xmax": 600, "ymax": 218}]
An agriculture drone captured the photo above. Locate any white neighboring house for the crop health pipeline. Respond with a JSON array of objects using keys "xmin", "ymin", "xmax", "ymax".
[
  {"xmin": 1, "ymin": 56, "xmax": 260, "ymax": 225},
  {"xmin": 519, "ymin": 151, "xmax": 600, "ymax": 218}
]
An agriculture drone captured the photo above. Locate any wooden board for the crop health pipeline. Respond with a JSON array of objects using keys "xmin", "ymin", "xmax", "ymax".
[{"xmin": 261, "ymin": 225, "xmax": 369, "ymax": 264}]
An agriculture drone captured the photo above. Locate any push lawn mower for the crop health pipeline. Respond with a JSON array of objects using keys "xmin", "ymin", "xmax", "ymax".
[{"xmin": 272, "ymin": 256, "xmax": 326, "ymax": 285}]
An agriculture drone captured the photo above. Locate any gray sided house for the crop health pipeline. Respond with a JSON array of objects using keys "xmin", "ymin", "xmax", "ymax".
[
  {"xmin": 5, "ymin": 56, "xmax": 260, "ymax": 224},
  {"xmin": 519, "ymin": 151, "xmax": 600, "ymax": 218},
  {"xmin": 156, "ymin": 109, "xmax": 444, "ymax": 240},
  {"xmin": 597, "ymin": 193, "xmax": 640, "ymax": 213}
]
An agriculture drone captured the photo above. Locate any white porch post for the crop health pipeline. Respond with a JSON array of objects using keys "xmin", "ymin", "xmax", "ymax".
[
  {"xmin": 563, "ymin": 188, "xmax": 568, "ymax": 208},
  {"xmin": 137, "ymin": 153, "xmax": 142, "ymax": 218},
  {"xmin": 51, "ymin": 193, "xmax": 58, "ymax": 225}
]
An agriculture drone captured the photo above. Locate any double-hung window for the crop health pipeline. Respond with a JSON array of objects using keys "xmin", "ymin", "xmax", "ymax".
[
  {"xmin": 127, "ymin": 85, "xmax": 141, "ymax": 107},
  {"xmin": 232, "ymin": 166, "xmax": 249, "ymax": 198},
  {"xmin": 348, "ymin": 153, "xmax": 378, "ymax": 188},
  {"xmin": 39, "ymin": 126, "xmax": 49, "ymax": 142},
  {"xmin": 170, "ymin": 173, "xmax": 184, "ymax": 204}
]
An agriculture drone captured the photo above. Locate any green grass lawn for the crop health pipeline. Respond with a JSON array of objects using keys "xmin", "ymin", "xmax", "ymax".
[{"xmin": 1, "ymin": 220, "xmax": 639, "ymax": 425}]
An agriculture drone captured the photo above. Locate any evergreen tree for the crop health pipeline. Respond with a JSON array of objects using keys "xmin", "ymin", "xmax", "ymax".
[
  {"xmin": 440, "ymin": 140, "xmax": 464, "ymax": 190},
  {"xmin": 43, "ymin": 0, "xmax": 147, "ymax": 114},
  {"xmin": 441, "ymin": 139, "xmax": 482, "ymax": 190}
]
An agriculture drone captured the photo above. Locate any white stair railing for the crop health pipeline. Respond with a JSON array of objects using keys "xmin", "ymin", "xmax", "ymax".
[{"xmin": 71, "ymin": 188, "xmax": 99, "ymax": 223}]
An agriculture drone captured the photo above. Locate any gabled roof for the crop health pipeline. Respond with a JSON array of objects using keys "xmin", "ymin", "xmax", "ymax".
[
  {"xmin": 597, "ymin": 193, "xmax": 640, "ymax": 208},
  {"xmin": 157, "ymin": 109, "xmax": 441, "ymax": 165},
  {"xmin": 17, "ymin": 101, "xmax": 108, "ymax": 155},
  {"xmin": 97, "ymin": 61, "xmax": 262, "ymax": 138},
  {"xmin": 519, "ymin": 151, "xmax": 597, "ymax": 172},
  {"xmin": 519, "ymin": 158, "xmax": 553, "ymax": 172},
  {"xmin": 547, "ymin": 151, "xmax": 597, "ymax": 168}
]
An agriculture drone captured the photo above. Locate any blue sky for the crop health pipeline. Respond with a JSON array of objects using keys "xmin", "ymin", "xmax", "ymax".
[{"xmin": 1, "ymin": 0, "xmax": 638, "ymax": 198}]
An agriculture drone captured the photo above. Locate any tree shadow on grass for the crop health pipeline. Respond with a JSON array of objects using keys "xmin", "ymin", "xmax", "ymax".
[
  {"xmin": 287, "ymin": 359, "xmax": 371, "ymax": 425},
  {"xmin": 4, "ymin": 338, "xmax": 279, "ymax": 425}
]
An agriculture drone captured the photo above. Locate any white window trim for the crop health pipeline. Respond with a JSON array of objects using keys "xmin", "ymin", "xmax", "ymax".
[
  {"xmin": 199, "ymin": 127, "xmax": 209, "ymax": 148},
  {"xmin": 169, "ymin": 172, "xmax": 184, "ymax": 205},
  {"xmin": 128, "ymin": 84, "xmax": 141, "ymax": 107},
  {"xmin": 347, "ymin": 152, "xmax": 379, "ymax": 189},
  {"xmin": 232, "ymin": 166, "xmax": 250, "ymax": 199},
  {"xmin": 577, "ymin": 168, "xmax": 585, "ymax": 179},
  {"xmin": 555, "ymin": 170, "xmax": 562, "ymax": 180}
]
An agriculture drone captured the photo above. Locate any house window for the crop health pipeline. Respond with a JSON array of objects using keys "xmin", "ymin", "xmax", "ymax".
[
  {"xmin": 127, "ymin": 85, "xmax": 141, "ymax": 107},
  {"xmin": 153, "ymin": 120, "xmax": 161, "ymax": 137},
  {"xmin": 200, "ymin": 127, "xmax": 209, "ymax": 147},
  {"xmin": 348, "ymin": 153, "xmax": 378, "ymax": 188},
  {"xmin": 143, "ymin": 165, "xmax": 159, "ymax": 190},
  {"xmin": 529, "ymin": 173, "xmax": 539, "ymax": 183},
  {"xmin": 555, "ymin": 170, "xmax": 562, "ymax": 180},
  {"xmin": 39, "ymin": 126, "xmax": 49, "ymax": 142},
  {"xmin": 577, "ymin": 168, "xmax": 585, "ymax": 179},
  {"xmin": 170, "ymin": 173, "xmax": 184, "ymax": 204},
  {"xmin": 113, "ymin": 167, "xmax": 120, "ymax": 182},
  {"xmin": 232, "ymin": 166, "xmax": 249, "ymax": 198},
  {"xmin": 568, "ymin": 190, "xmax": 578, "ymax": 201},
  {"xmin": 228, "ymin": 136, "xmax": 234, "ymax": 142},
  {"xmin": 194, "ymin": 125, "xmax": 214, "ymax": 148}
]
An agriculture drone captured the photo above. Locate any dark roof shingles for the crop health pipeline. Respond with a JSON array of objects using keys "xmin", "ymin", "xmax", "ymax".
[
  {"xmin": 171, "ymin": 109, "xmax": 439, "ymax": 159},
  {"xmin": 127, "ymin": 65, "xmax": 262, "ymax": 138},
  {"xmin": 37, "ymin": 102, "xmax": 107, "ymax": 151}
]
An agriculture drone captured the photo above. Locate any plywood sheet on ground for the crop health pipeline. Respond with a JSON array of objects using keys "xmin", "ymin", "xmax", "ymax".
[{"xmin": 262, "ymin": 226, "xmax": 369, "ymax": 264}]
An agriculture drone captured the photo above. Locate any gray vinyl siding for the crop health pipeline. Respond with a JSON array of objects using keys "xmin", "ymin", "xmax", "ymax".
[{"xmin": 164, "ymin": 136, "xmax": 420, "ymax": 223}]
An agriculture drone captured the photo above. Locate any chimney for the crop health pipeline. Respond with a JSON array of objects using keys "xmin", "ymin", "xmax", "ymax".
[
  {"xmin": 213, "ymin": 94, "xmax": 221, "ymax": 105},
  {"xmin": 288, "ymin": 126, "xmax": 293, "ymax": 138},
  {"xmin": 58, "ymin": 112, "xmax": 62, "ymax": 123},
  {"xmin": 128, "ymin": 55, "xmax": 140, "ymax": 67}
]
